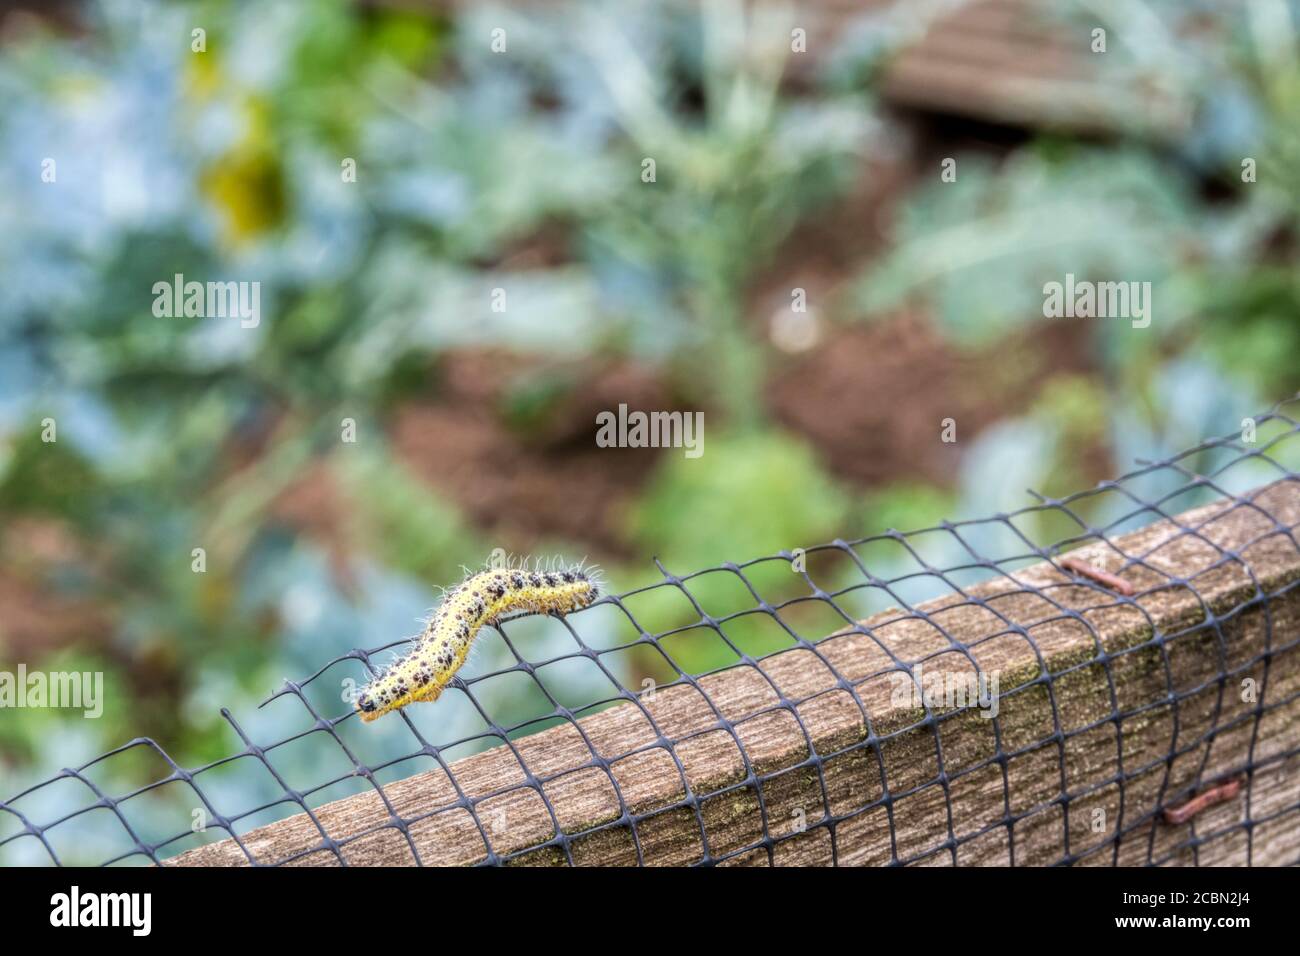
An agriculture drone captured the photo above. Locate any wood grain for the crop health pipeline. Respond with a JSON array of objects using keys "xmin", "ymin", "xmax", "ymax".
[{"xmin": 170, "ymin": 479, "xmax": 1300, "ymax": 866}]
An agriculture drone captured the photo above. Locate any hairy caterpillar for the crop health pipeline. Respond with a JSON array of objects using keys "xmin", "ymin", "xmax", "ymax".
[{"xmin": 355, "ymin": 561, "xmax": 600, "ymax": 722}]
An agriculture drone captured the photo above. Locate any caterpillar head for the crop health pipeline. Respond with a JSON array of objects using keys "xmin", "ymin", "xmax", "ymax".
[{"xmin": 355, "ymin": 688, "xmax": 380, "ymax": 722}]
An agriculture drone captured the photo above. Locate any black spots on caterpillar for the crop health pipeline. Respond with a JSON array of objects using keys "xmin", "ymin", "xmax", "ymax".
[{"xmin": 356, "ymin": 561, "xmax": 601, "ymax": 723}]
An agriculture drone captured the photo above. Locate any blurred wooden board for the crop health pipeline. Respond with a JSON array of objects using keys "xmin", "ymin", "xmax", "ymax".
[
  {"xmin": 875, "ymin": 0, "xmax": 1192, "ymax": 135},
  {"xmin": 363, "ymin": 0, "xmax": 1190, "ymax": 135}
]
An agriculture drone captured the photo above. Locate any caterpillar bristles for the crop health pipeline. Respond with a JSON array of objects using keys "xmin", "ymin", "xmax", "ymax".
[{"xmin": 355, "ymin": 560, "xmax": 601, "ymax": 722}]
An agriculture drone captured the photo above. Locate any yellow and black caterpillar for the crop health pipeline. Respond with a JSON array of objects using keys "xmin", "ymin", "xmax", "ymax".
[{"xmin": 355, "ymin": 563, "xmax": 600, "ymax": 722}]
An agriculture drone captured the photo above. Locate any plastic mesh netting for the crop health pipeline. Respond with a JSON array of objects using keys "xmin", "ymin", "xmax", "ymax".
[{"xmin": 4, "ymin": 399, "xmax": 1300, "ymax": 866}]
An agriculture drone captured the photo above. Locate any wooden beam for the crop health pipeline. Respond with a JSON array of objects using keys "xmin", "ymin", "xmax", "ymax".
[{"xmin": 170, "ymin": 478, "xmax": 1300, "ymax": 866}]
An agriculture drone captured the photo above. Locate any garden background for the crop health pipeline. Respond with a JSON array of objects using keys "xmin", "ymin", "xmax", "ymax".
[{"xmin": 2, "ymin": 0, "xmax": 1298, "ymax": 862}]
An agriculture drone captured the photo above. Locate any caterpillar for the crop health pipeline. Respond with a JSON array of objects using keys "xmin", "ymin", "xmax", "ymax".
[{"xmin": 355, "ymin": 561, "xmax": 601, "ymax": 722}]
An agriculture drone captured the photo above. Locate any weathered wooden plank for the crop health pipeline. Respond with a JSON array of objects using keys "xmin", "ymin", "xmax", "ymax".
[
  {"xmin": 872, "ymin": 0, "xmax": 1192, "ymax": 136},
  {"xmin": 170, "ymin": 479, "xmax": 1300, "ymax": 866}
]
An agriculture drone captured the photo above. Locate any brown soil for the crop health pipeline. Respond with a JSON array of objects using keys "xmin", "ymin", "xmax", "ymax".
[
  {"xmin": 271, "ymin": 459, "xmax": 362, "ymax": 591},
  {"xmin": 363, "ymin": 310, "xmax": 1103, "ymax": 560},
  {"xmin": 269, "ymin": 350, "xmax": 682, "ymax": 564},
  {"xmin": 388, "ymin": 350, "xmax": 677, "ymax": 559},
  {"xmin": 765, "ymin": 311, "xmax": 1101, "ymax": 488},
  {"xmin": 744, "ymin": 113, "xmax": 1105, "ymax": 491},
  {"xmin": 0, "ymin": 519, "xmax": 110, "ymax": 662},
  {"xmin": 0, "ymin": 573, "xmax": 108, "ymax": 663}
]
